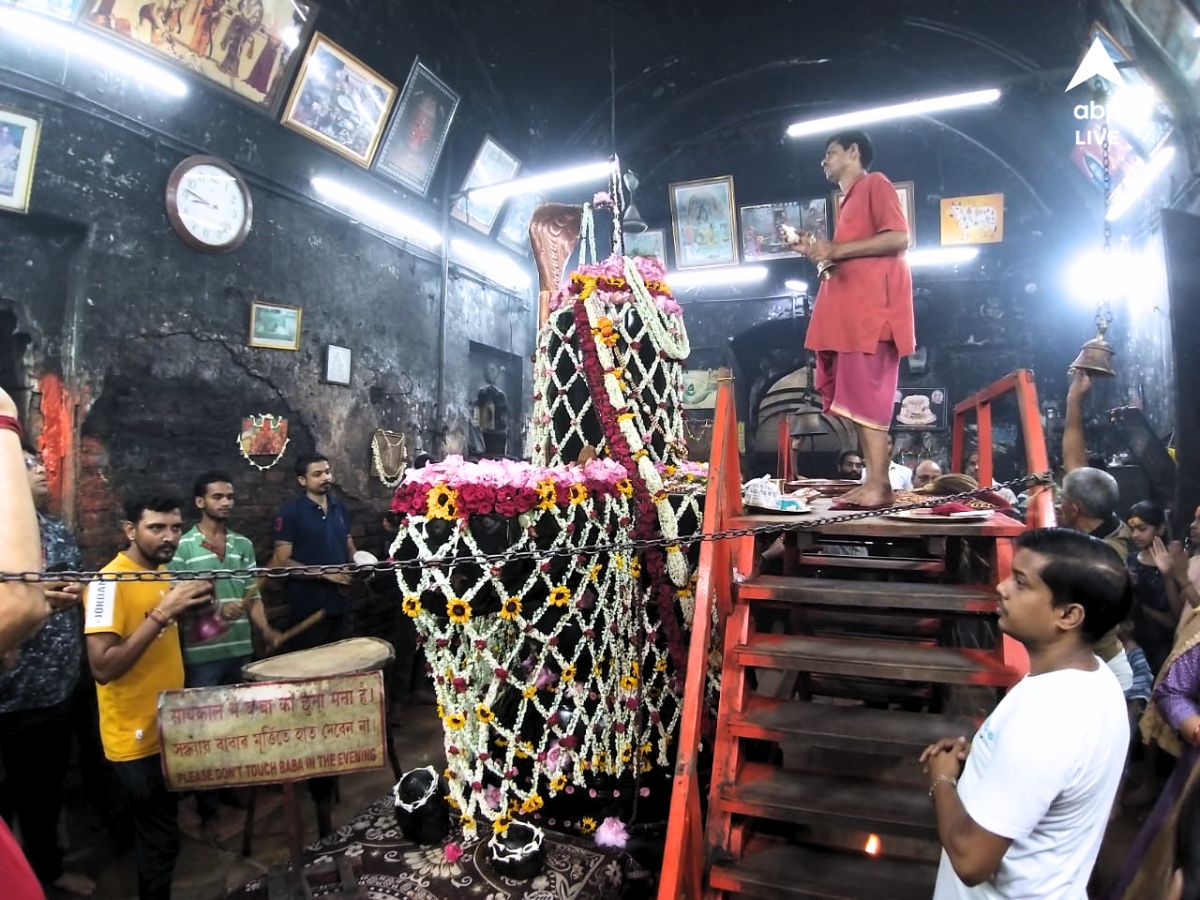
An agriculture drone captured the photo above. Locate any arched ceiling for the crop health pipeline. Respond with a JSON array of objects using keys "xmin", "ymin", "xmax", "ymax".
[{"xmin": 390, "ymin": 0, "xmax": 1152, "ymax": 277}]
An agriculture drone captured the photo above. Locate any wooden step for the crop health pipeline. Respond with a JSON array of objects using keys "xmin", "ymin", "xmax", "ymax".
[
  {"xmin": 739, "ymin": 576, "xmax": 998, "ymax": 614},
  {"xmin": 795, "ymin": 555, "xmax": 944, "ymax": 573},
  {"xmin": 734, "ymin": 634, "xmax": 1019, "ymax": 686},
  {"xmin": 801, "ymin": 609, "xmax": 943, "ymax": 639},
  {"xmin": 717, "ymin": 763, "xmax": 935, "ymax": 838},
  {"xmin": 727, "ymin": 696, "xmax": 977, "ymax": 754},
  {"xmin": 710, "ymin": 835, "xmax": 938, "ymax": 899},
  {"xmin": 807, "ymin": 675, "xmax": 934, "ymax": 708}
]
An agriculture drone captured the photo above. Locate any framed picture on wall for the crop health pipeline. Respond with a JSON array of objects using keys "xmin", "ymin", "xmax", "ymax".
[
  {"xmin": 248, "ymin": 301, "xmax": 302, "ymax": 350},
  {"xmin": 10, "ymin": 0, "xmax": 87, "ymax": 19},
  {"xmin": 940, "ymin": 193, "xmax": 1005, "ymax": 245},
  {"xmin": 281, "ymin": 33, "xmax": 397, "ymax": 167},
  {"xmin": 669, "ymin": 175, "xmax": 738, "ymax": 269},
  {"xmin": 451, "ymin": 136, "xmax": 521, "ymax": 234},
  {"xmin": 323, "ymin": 344, "xmax": 352, "ymax": 385},
  {"xmin": 740, "ymin": 197, "xmax": 829, "ymax": 261},
  {"xmin": 831, "ymin": 179, "xmax": 916, "ymax": 247},
  {"xmin": 374, "ymin": 59, "xmax": 460, "ymax": 197},
  {"xmin": 82, "ymin": 0, "xmax": 318, "ymax": 114},
  {"xmin": 0, "ymin": 108, "xmax": 41, "ymax": 214},
  {"xmin": 892, "ymin": 387, "xmax": 947, "ymax": 431},
  {"xmin": 495, "ymin": 191, "xmax": 542, "ymax": 255},
  {"xmin": 623, "ymin": 228, "xmax": 666, "ymax": 263}
]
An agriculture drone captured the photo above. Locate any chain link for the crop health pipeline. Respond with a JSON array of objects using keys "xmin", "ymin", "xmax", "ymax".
[{"xmin": 0, "ymin": 473, "xmax": 1051, "ymax": 585}]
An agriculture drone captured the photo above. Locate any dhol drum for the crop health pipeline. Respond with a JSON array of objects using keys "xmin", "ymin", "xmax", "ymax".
[
  {"xmin": 241, "ymin": 636, "xmax": 395, "ymax": 683},
  {"xmin": 237, "ymin": 637, "xmax": 401, "ymax": 854}
]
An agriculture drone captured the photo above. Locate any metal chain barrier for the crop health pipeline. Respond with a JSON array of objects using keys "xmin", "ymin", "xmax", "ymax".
[{"xmin": 0, "ymin": 472, "xmax": 1052, "ymax": 584}]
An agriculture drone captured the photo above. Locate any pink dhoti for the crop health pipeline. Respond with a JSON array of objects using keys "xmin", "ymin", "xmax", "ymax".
[{"xmin": 814, "ymin": 341, "xmax": 900, "ymax": 431}]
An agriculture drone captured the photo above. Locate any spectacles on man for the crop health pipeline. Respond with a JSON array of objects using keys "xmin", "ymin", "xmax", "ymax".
[{"xmin": 23, "ymin": 456, "xmax": 44, "ymax": 471}]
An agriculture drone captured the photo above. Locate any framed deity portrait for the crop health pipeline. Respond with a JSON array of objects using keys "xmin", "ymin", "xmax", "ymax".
[
  {"xmin": 83, "ymin": 0, "xmax": 318, "ymax": 114},
  {"xmin": 248, "ymin": 301, "xmax": 302, "ymax": 351},
  {"xmin": 740, "ymin": 197, "xmax": 829, "ymax": 261},
  {"xmin": 281, "ymin": 33, "xmax": 396, "ymax": 167},
  {"xmin": 623, "ymin": 228, "xmax": 666, "ymax": 263},
  {"xmin": 451, "ymin": 136, "xmax": 521, "ymax": 234},
  {"xmin": 831, "ymin": 179, "xmax": 916, "ymax": 247},
  {"xmin": 323, "ymin": 344, "xmax": 352, "ymax": 385},
  {"xmin": 669, "ymin": 176, "xmax": 738, "ymax": 269},
  {"xmin": 0, "ymin": 108, "xmax": 41, "ymax": 214},
  {"xmin": 495, "ymin": 191, "xmax": 542, "ymax": 255},
  {"xmin": 374, "ymin": 59, "xmax": 459, "ymax": 197}
]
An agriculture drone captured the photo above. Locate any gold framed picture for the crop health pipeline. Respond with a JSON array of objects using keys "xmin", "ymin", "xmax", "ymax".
[
  {"xmin": 248, "ymin": 301, "xmax": 302, "ymax": 351},
  {"xmin": 831, "ymin": 179, "xmax": 916, "ymax": 247},
  {"xmin": 669, "ymin": 175, "xmax": 738, "ymax": 269},
  {"xmin": 281, "ymin": 33, "xmax": 396, "ymax": 167},
  {"xmin": 0, "ymin": 108, "xmax": 41, "ymax": 215}
]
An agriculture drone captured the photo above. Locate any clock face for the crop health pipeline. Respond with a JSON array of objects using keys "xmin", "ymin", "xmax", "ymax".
[{"xmin": 167, "ymin": 158, "xmax": 252, "ymax": 251}]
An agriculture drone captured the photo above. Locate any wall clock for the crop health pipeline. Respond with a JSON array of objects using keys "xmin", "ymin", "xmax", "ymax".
[{"xmin": 165, "ymin": 155, "xmax": 253, "ymax": 253}]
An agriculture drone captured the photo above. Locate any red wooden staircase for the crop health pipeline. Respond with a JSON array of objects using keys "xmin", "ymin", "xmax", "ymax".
[{"xmin": 660, "ymin": 369, "xmax": 1054, "ymax": 899}]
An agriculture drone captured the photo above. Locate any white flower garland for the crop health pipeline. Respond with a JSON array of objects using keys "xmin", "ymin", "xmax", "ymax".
[{"xmin": 580, "ymin": 260, "xmax": 690, "ymax": 587}]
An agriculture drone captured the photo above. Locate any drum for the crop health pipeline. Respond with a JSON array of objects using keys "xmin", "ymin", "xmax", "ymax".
[{"xmin": 241, "ymin": 636, "xmax": 395, "ymax": 683}]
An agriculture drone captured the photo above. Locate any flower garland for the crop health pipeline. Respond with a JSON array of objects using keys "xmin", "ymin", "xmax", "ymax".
[
  {"xmin": 392, "ymin": 489, "xmax": 679, "ymax": 839},
  {"xmin": 574, "ymin": 257, "xmax": 690, "ymax": 587},
  {"xmin": 570, "ymin": 282, "xmax": 691, "ymax": 672},
  {"xmin": 392, "ymin": 455, "xmax": 629, "ymax": 520}
]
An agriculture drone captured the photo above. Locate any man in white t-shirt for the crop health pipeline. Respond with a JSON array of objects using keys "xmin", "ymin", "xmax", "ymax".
[
  {"xmin": 860, "ymin": 433, "xmax": 913, "ymax": 490},
  {"xmin": 922, "ymin": 527, "xmax": 1131, "ymax": 898}
]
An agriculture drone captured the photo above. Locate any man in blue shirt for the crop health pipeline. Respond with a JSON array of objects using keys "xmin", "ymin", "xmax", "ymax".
[{"xmin": 271, "ymin": 453, "xmax": 356, "ymax": 652}]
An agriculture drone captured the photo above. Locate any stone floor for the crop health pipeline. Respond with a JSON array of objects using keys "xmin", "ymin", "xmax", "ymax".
[
  {"xmin": 42, "ymin": 698, "xmax": 1163, "ymax": 898},
  {"xmin": 53, "ymin": 702, "xmax": 447, "ymax": 900}
]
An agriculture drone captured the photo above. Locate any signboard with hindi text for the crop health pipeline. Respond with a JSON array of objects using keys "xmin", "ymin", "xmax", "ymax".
[{"xmin": 158, "ymin": 672, "xmax": 386, "ymax": 791}]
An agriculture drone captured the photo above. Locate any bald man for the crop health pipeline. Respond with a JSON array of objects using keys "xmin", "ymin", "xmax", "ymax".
[{"xmin": 914, "ymin": 459, "xmax": 942, "ymax": 489}]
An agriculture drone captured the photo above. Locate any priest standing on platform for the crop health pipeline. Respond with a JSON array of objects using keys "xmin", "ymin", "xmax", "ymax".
[{"xmin": 786, "ymin": 130, "xmax": 913, "ymax": 509}]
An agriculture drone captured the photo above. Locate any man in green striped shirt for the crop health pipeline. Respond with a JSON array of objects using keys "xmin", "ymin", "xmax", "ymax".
[{"xmin": 169, "ymin": 471, "xmax": 281, "ymax": 686}]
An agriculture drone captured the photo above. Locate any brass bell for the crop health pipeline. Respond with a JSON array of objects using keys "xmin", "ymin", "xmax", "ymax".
[{"xmin": 1068, "ymin": 306, "xmax": 1116, "ymax": 378}]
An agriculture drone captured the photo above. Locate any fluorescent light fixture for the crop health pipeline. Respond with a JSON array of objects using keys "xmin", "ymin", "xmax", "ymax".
[
  {"xmin": 907, "ymin": 247, "xmax": 980, "ymax": 267},
  {"xmin": 465, "ymin": 160, "xmax": 613, "ymax": 203},
  {"xmin": 784, "ymin": 279, "xmax": 810, "ymax": 293},
  {"xmin": 1107, "ymin": 144, "xmax": 1176, "ymax": 221},
  {"xmin": 787, "ymin": 88, "xmax": 1001, "ymax": 138},
  {"xmin": 311, "ymin": 177, "xmax": 442, "ymax": 248},
  {"xmin": 0, "ymin": 6, "xmax": 188, "ymax": 97},
  {"xmin": 666, "ymin": 266, "xmax": 769, "ymax": 289},
  {"xmin": 450, "ymin": 238, "xmax": 532, "ymax": 291}
]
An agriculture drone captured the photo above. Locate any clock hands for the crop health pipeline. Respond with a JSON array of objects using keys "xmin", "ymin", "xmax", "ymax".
[{"xmin": 184, "ymin": 188, "xmax": 218, "ymax": 210}]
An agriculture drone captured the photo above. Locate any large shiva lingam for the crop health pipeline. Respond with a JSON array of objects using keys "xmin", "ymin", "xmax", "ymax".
[{"xmin": 389, "ymin": 187, "xmax": 709, "ymax": 843}]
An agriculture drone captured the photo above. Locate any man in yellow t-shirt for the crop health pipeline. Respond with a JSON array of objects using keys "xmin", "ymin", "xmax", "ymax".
[{"xmin": 84, "ymin": 496, "xmax": 211, "ymax": 900}]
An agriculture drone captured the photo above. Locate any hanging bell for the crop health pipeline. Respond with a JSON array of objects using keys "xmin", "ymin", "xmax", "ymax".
[{"xmin": 1068, "ymin": 306, "xmax": 1116, "ymax": 377}]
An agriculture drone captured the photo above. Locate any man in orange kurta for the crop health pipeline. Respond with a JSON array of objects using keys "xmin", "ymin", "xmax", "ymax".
[{"xmin": 787, "ymin": 130, "xmax": 914, "ymax": 508}]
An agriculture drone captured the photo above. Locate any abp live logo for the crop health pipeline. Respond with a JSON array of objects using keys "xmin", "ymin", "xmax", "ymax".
[{"xmin": 1066, "ymin": 37, "xmax": 1125, "ymax": 147}]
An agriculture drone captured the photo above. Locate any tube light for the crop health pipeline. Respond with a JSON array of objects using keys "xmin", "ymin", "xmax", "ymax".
[
  {"xmin": 464, "ymin": 160, "xmax": 614, "ymax": 203},
  {"xmin": 786, "ymin": 89, "xmax": 1001, "ymax": 138},
  {"xmin": 0, "ymin": 7, "xmax": 188, "ymax": 97},
  {"xmin": 450, "ymin": 238, "xmax": 532, "ymax": 292},
  {"xmin": 1106, "ymin": 144, "xmax": 1176, "ymax": 222},
  {"xmin": 311, "ymin": 177, "xmax": 442, "ymax": 249},
  {"xmin": 666, "ymin": 266, "xmax": 769, "ymax": 289},
  {"xmin": 907, "ymin": 247, "xmax": 980, "ymax": 267},
  {"xmin": 784, "ymin": 279, "xmax": 810, "ymax": 293}
]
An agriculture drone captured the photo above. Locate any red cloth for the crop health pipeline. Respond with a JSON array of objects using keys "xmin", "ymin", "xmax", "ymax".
[
  {"xmin": 814, "ymin": 341, "xmax": 899, "ymax": 431},
  {"xmin": 804, "ymin": 171, "xmax": 915, "ymax": 356},
  {"xmin": 0, "ymin": 820, "xmax": 44, "ymax": 900}
]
